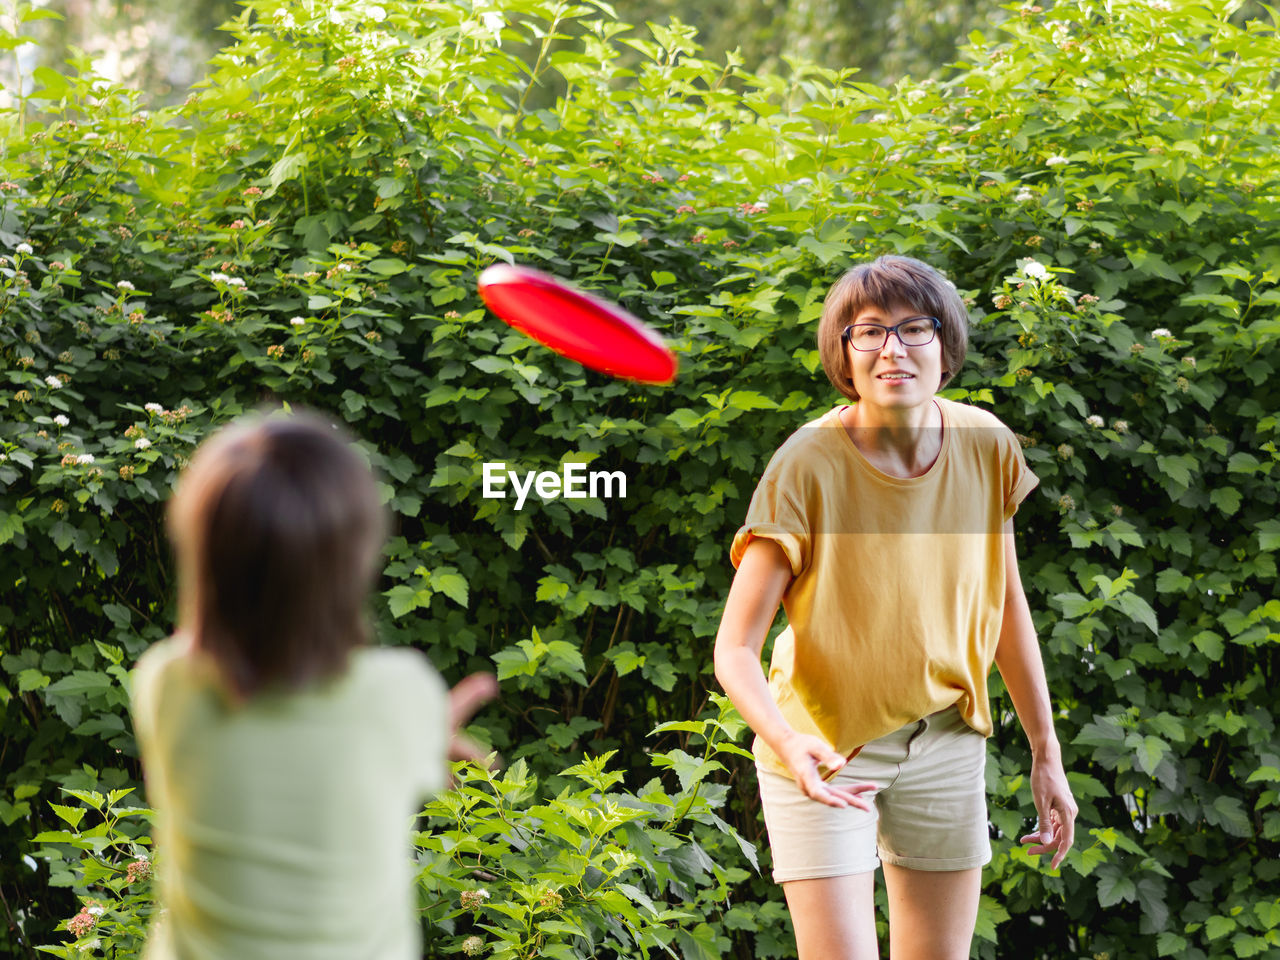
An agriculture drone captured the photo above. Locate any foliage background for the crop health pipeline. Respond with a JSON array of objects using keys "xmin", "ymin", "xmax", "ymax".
[{"xmin": 2, "ymin": 0, "xmax": 1279, "ymax": 957}]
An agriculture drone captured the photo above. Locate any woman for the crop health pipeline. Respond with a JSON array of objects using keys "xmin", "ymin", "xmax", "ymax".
[{"xmin": 714, "ymin": 255, "xmax": 1076, "ymax": 959}]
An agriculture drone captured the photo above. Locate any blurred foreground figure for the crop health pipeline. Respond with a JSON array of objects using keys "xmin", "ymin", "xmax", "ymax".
[{"xmin": 131, "ymin": 408, "xmax": 496, "ymax": 960}]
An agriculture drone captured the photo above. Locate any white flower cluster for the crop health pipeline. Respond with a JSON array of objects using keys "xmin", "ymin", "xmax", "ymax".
[
  {"xmin": 117, "ymin": 280, "xmax": 136, "ymax": 291},
  {"xmin": 45, "ymin": 375, "xmax": 63, "ymax": 389},
  {"xmin": 16, "ymin": 242, "xmax": 33, "ymax": 255},
  {"xmin": 1046, "ymin": 155, "xmax": 1069, "ymax": 167},
  {"xmin": 290, "ymin": 317, "xmax": 306, "ymax": 327},
  {"xmin": 1015, "ymin": 187, "xmax": 1035, "ymax": 203},
  {"xmin": 1151, "ymin": 327, "xmax": 1173, "ymax": 338},
  {"xmin": 210, "ymin": 272, "xmax": 247, "ymax": 289},
  {"xmin": 54, "ymin": 414, "xmax": 70, "ymax": 427},
  {"xmin": 135, "ymin": 438, "xmax": 152, "ymax": 450},
  {"xmin": 1086, "ymin": 415, "xmax": 1105, "ymax": 428},
  {"xmin": 145, "ymin": 402, "xmax": 163, "ymax": 413},
  {"xmin": 1018, "ymin": 259, "xmax": 1049, "ymax": 281},
  {"xmin": 76, "ymin": 454, "xmax": 95, "ymax": 465}
]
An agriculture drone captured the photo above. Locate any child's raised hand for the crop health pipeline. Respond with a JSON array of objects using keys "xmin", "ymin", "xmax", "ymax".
[{"xmin": 448, "ymin": 673, "xmax": 499, "ymax": 766}]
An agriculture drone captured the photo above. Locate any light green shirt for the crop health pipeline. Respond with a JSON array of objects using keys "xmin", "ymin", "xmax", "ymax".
[{"xmin": 131, "ymin": 636, "xmax": 448, "ymax": 960}]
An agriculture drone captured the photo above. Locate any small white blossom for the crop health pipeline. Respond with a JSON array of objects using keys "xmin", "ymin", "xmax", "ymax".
[
  {"xmin": 144, "ymin": 402, "xmax": 163, "ymax": 413},
  {"xmin": 1089, "ymin": 241, "xmax": 1102, "ymax": 250},
  {"xmin": 117, "ymin": 280, "xmax": 135, "ymax": 291},
  {"xmin": 1015, "ymin": 188, "xmax": 1034, "ymax": 202},
  {"xmin": 135, "ymin": 438, "xmax": 152, "ymax": 450},
  {"xmin": 78, "ymin": 939, "xmax": 101, "ymax": 952},
  {"xmin": 290, "ymin": 316, "xmax": 306, "ymax": 327},
  {"xmin": 1019, "ymin": 259, "xmax": 1049, "ymax": 280},
  {"xmin": 76, "ymin": 454, "xmax": 95, "ymax": 465},
  {"xmin": 45, "ymin": 376, "xmax": 63, "ymax": 389},
  {"xmin": 86, "ymin": 905, "xmax": 104, "ymax": 917},
  {"xmin": 1150, "ymin": 327, "xmax": 1172, "ymax": 338},
  {"xmin": 1046, "ymin": 155, "xmax": 1069, "ymax": 166},
  {"xmin": 54, "ymin": 414, "xmax": 69, "ymax": 427},
  {"xmin": 906, "ymin": 89, "xmax": 926, "ymax": 103},
  {"xmin": 0, "ymin": 453, "xmax": 7, "ymax": 462},
  {"xmin": 16, "ymin": 242, "xmax": 33, "ymax": 255},
  {"xmin": 1148, "ymin": 0, "xmax": 1171, "ymax": 9},
  {"xmin": 227, "ymin": 277, "xmax": 246, "ymax": 289},
  {"xmin": 872, "ymin": 112, "xmax": 890, "ymax": 123},
  {"xmin": 1086, "ymin": 415, "xmax": 1104, "ymax": 428},
  {"xmin": 210, "ymin": 272, "xmax": 230, "ymax": 284}
]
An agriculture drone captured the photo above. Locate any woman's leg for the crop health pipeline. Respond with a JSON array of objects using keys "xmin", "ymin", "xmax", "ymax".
[
  {"xmin": 782, "ymin": 871, "xmax": 879, "ymax": 960},
  {"xmin": 881, "ymin": 863, "xmax": 981, "ymax": 960}
]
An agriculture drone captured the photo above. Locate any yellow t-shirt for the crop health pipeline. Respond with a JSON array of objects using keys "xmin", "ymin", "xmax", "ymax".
[{"xmin": 730, "ymin": 398, "xmax": 1039, "ymax": 778}]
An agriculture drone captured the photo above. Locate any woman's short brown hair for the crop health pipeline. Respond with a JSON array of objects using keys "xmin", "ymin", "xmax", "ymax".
[
  {"xmin": 817, "ymin": 255, "xmax": 969, "ymax": 401},
  {"xmin": 167, "ymin": 409, "xmax": 388, "ymax": 700}
]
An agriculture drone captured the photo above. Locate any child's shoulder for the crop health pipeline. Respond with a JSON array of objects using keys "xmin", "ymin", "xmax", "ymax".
[
  {"xmin": 350, "ymin": 646, "xmax": 447, "ymax": 696},
  {"xmin": 132, "ymin": 633, "xmax": 198, "ymax": 689}
]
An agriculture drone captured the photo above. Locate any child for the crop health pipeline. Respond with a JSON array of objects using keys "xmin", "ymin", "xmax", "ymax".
[
  {"xmin": 713, "ymin": 256, "xmax": 1076, "ymax": 959},
  {"xmin": 131, "ymin": 409, "xmax": 496, "ymax": 959}
]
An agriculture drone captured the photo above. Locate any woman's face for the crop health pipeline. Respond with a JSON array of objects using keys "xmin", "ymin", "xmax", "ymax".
[{"xmin": 844, "ymin": 302, "xmax": 945, "ymax": 411}]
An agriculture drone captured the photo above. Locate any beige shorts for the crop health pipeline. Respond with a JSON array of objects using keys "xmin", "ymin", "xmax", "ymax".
[{"xmin": 757, "ymin": 703, "xmax": 992, "ymax": 883}]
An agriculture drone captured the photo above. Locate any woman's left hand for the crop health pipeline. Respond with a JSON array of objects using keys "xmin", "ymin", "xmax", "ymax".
[{"xmin": 1019, "ymin": 752, "xmax": 1077, "ymax": 871}]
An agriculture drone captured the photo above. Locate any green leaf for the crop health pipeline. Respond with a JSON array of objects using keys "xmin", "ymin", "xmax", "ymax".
[
  {"xmin": 1134, "ymin": 736, "xmax": 1169, "ymax": 776},
  {"xmin": 1258, "ymin": 519, "xmax": 1280, "ymax": 551},
  {"xmin": 17, "ymin": 669, "xmax": 49, "ymax": 692},
  {"xmin": 431, "ymin": 571, "xmax": 469, "ymax": 608},
  {"xmin": 1097, "ymin": 869, "xmax": 1136, "ymax": 907},
  {"xmin": 1053, "ymin": 592, "xmax": 1095, "ymax": 618},
  {"xmin": 535, "ymin": 577, "xmax": 569, "ymax": 603},
  {"xmin": 1191, "ymin": 631, "xmax": 1224, "ymax": 659},
  {"xmin": 49, "ymin": 803, "xmax": 85, "ymax": 829},
  {"xmin": 1155, "ymin": 569, "xmax": 1191, "ymax": 593},
  {"xmin": 1116, "ymin": 592, "xmax": 1158, "ymax": 635},
  {"xmin": 726, "ymin": 391, "xmax": 778, "ymax": 411},
  {"xmin": 1205, "ymin": 915, "xmax": 1236, "ymax": 940},
  {"xmin": 972, "ymin": 894, "xmax": 1011, "ymax": 943},
  {"xmin": 1209, "ymin": 486, "xmax": 1242, "ymax": 515},
  {"xmin": 367, "ymin": 258, "xmax": 407, "ymax": 276},
  {"xmin": 268, "ymin": 152, "xmax": 306, "ymax": 190},
  {"xmin": 1155, "ymin": 454, "xmax": 1195, "ymax": 489}
]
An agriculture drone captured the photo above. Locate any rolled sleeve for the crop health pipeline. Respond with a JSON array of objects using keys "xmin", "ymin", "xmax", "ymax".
[
  {"xmin": 1000, "ymin": 429, "xmax": 1040, "ymax": 520},
  {"xmin": 730, "ymin": 479, "xmax": 810, "ymax": 576}
]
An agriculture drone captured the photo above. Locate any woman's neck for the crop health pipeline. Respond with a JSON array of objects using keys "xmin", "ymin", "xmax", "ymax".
[{"xmin": 841, "ymin": 399, "xmax": 943, "ymax": 478}]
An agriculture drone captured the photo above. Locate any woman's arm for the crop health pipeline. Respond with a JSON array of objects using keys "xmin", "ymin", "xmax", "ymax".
[
  {"xmin": 994, "ymin": 518, "xmax": 1078, "ymax": 870},
  {"xmin": 714, "ymin": 537, "xmax": 874, "ymax": 809}
]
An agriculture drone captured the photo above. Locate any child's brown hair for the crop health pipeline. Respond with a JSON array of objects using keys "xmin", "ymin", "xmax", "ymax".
[{"xmin": 167, "ymin": 409, "xmax": 387, "ymax": 699}]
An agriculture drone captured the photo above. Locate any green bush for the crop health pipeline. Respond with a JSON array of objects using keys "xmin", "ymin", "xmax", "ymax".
[{"xmin": 2, "ymin": 0, "xmax": 1278, "ymax": 956}]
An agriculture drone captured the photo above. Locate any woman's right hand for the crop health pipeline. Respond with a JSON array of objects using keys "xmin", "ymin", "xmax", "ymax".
[{"xmin": 777, "ymin": 730, "xmax": 877, "ymax": 810}]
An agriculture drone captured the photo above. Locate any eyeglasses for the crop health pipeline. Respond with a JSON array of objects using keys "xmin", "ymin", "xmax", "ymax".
[{"xmin": 842, "ymin": 316, "xmax": 941, "ymax": 352}]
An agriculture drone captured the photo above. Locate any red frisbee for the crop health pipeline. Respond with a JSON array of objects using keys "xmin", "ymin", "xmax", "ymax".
[{"xmin": 477, "ymin": 264, "xmax": 678, "ymax": 385}]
